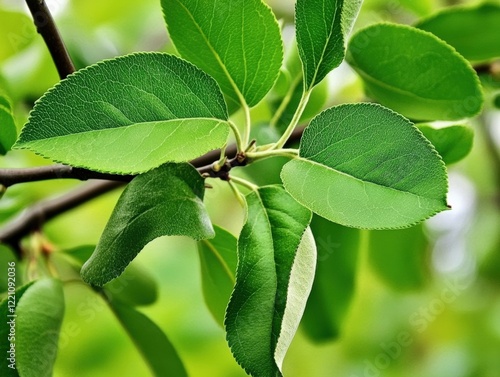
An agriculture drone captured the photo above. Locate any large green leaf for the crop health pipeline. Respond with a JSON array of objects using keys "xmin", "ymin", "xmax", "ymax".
[
  {"xmin": 281, "ymin": 103, "xmax": 449, "ymax": 229},
  {"xmin": 417, "ymin": 124, "xmax": 474, "ymax": 165},
  {"xmin": 110, "ymin": 301, "xmax": 187, "ymax": 377},
  {"xmin": 197, "ymin": 225, "xmax": 237, "ymax": 327},
  {"xmin": 296, "ymin": 0, "xmax": 362, "ymax": 89},
  {"xmin": 0, "ymin": 93, "xmax": 16, "ymax": 155},
  {"xmin": 368, "ymin": 224, "xmax": 429, "ymax": 291},
  {"xmin": 81, "ymin": 163, "xmax": 214, "ymax": 286},
  {"xmin": 14, "ymin": 53, "xmax": 229, "ymax": 174},
  {"xmin": 417, "ymin": 3, "xmax": 500, "ymax": 62},
  {"xmin": 346, "ymin": 23, "xmax": 483, "ymax": 120},
  {"xmin": 225, "ymin": 186, "xmax": 315, "ymax": 376},
  {"xmin": 162, "ymin": 0, "xmax": 283, "ymax": 108},
  {"xmin": 302, "ymin": 216, "xmax": 360, "ymax": 342},
  {"xmin": 0, "ymin": 282, "xmax": 34, "ymax": 377},
  {"xmin": 16, "ymin": 279, "xmax": 65, "ymax": 377}
]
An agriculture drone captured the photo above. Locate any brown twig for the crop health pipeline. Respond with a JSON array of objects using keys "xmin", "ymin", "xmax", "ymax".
[
  {"xmin": 0, "ymin": 181, "xmax": 123, "ymax": 255},
  {"xmin": 0, "ymin": 129, "xmax": 305, "ymax": 254},
  {"xmin": 0, "ymin": 165, "xmax": 133, "ymax": 188},
  {"xmin": 25, "ymin": 0, "xmax": 75, "ymax": 79}
]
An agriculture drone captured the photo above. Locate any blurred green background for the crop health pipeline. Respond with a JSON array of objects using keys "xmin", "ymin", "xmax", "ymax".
[{"xmin": 1, "ymin": 0, "xmax": 500, "ymax": 376}]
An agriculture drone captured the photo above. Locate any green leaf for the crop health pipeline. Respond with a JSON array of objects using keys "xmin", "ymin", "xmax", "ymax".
[
  {"xmin": 281, "ymin": 103, "xmax": 449, "ymax": 229},
  {"xmin": 0, "ymin": 10, "xmax": 36, "ymax": 62},
  {"xmin": 81, "ymin": 163, "xmax": 214, "ymax": 286},
  {"xmin": 61, "ymin": 245, "xmax": 159, "ymax": 306},
  {"xmin": 0, "ymin": 282, "xmax": 34, "ymax": 377},
  {"xmin": 0, "ymin": 246, "xmax": 18, "ymax": 293},
  {"xmin": 302, "ymin": 216, "xmax": 360, "ymax": 342},
  {"xmin": 104, "ymin": 263, "xmax": 159, "ymax": 307},
  {"xmin": 416, "ymin": 3, "xmax": 500, "ymax": 62},
  {"xmin": 162, "ymin": 0, "xmax": 283, "ymax": 108},
  {"xmin": 110, "ymin": 301, "xmax": 187, "ymax": 377},
  {"xmin": 368, "ymin": 224, "xmax": 429, "ymax": 291},
  {"xmin": 417, "ymin": 124, "xmax": 474, "ymax": 165},
  {"xmin": 62, "ymin": 245, "xmax": 96, "ymax": 266},
  {"xmin": 495, "ymin": 94, "xmax": 500, "ymax": 110},
  {"xmin": 14, "ymin": 53, "xmax": 229, "ymax": 174},
  {"xmin": 346, "ymin": 23, "xmax": 483, "ymax": 120},
  {"xmin": 296, "ymin": 0, "xmax": 362, "ymax": 89},
  {"xmin": 0, "ymin": 93, "xmax": 16, "ymax": 155},
  {"xmin": 197, "ymin": 225, "xmax": 237, "ymax": 327},
  {"xmin": 225, "ymin": 186, "xmax": 315, "ymax": 376},
  {"xmin": 16, "ymin": 278, "xmax": 65, "ymax": 377}
]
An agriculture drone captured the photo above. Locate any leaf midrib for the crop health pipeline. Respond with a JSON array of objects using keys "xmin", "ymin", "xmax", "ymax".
[
  {"xmin": 171, "ymin": 0, "xmax": 247, "ymax": 107},
  {"xmin": 352, "ymin": 64, "xmax": 473, "ymax": 103},
  {"xmin": 303, "ymin": 0, "xmax": 343, "ymax": 89},
  {"xmin": 16, "ymin": 117, "xmax": 226, "ymax": 143},
  {"xmin": 296, "ymin": 157, "xmax": 445, "ymax": 204}
]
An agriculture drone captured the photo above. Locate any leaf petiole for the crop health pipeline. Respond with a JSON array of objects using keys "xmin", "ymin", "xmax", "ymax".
[
  {"xmin": 228, "ymin": 121, "xmax": 245, "ymax": 153},
  {"xmin": 229, "ymin": 175, "xmax": 258, "ymax": 192},
  {"xmin": 274, "ymin": 89, "xmax": 311, "ymax": 149},
  {"xmin": 241, "ymin": 102, "xmax": 252, "ymax": 149},
  {"xmin": 270, "ymin": 73, "xmax": 303, "ymax": 129},
  {"xmin": 227, "ymin": 180, "xmax": 246, "ymax": 207},
  {"xmin": 246, "ymin": 148, "xmax": 299, "ymax": 161}
]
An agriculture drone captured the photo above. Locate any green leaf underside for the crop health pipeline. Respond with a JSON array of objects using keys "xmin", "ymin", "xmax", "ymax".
[
  {"xmin": 163, "ymin": 0, "xmax": 283, "ymax": 107},
  {"xmin": 417, "ymin": 124, "xmax": 474, "ymax": 165},
  {"xmin": 340, "ymin": 0, "xmax": 363, "ymax": 36},
  {"xmin": 16, "ymin": 279, "xmax": 65, "ymax": 377},
  {"xmin": 18, "ymin": 118, "xmax": 229, "ymax": 174},
  {"xmin": 110, "ymin": 301, "xmax": 187, "ymax": 377},
  {"xmin": 0, "ymin": 96, "xmax": 16, "ymax": 155},
  {"xmin": 281, "ymin": 103, "xmax": 448, "ymax": 229},
  {"xmin": 369, "ymin": 224, "xmax": 428, "ymax": 291},
  {"xmin": 0, "ymin": 282, "xmax": 35, "ymax": 377},
  {"xmin": 416, "ymin": 3, "xmax": 500, "ymax": 62},
  {"xmin": 81, "ymin": 163, "xmax": 214, "ymax": 287},
  {"xmin": 302, "ymin": 217, "xmax": 360, "ymax": 342},
  {"xmin": 15, "ymin": 53, "xmax": 229, "ymax": 174},
  {"xmin": 225, "ymin": 186, "xmax": 315, "ymax": 376},
  {"xmin": 198, "ymin": 225, "xmax": 237, "ymax": 327},
  {"xmin": 346, "ymin": 23, "xmax": 483, "ymax": 120},
  {"xmin": 296, "ymin": 0, "xmax": 363, "ymax": 90}
]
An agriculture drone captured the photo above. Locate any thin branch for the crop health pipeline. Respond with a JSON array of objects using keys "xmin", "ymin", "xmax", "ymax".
[
  {"xmin": 0, "ymin": 143, "xmax": 238, "ymax": 188},
  {"xmin": 0, "ymin": 165, "xmax": 133, "ymax": 187},
  {"xmin": 25, "ymin": 0, "xmax": 75, "ymax": 79},
  {"xmin": 0, "ymin": 126, "xmax": 305, "ymax": 256},
  {"xmin": 0, "ymin": 181, "xmax": 123, "ymax": 256}
]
